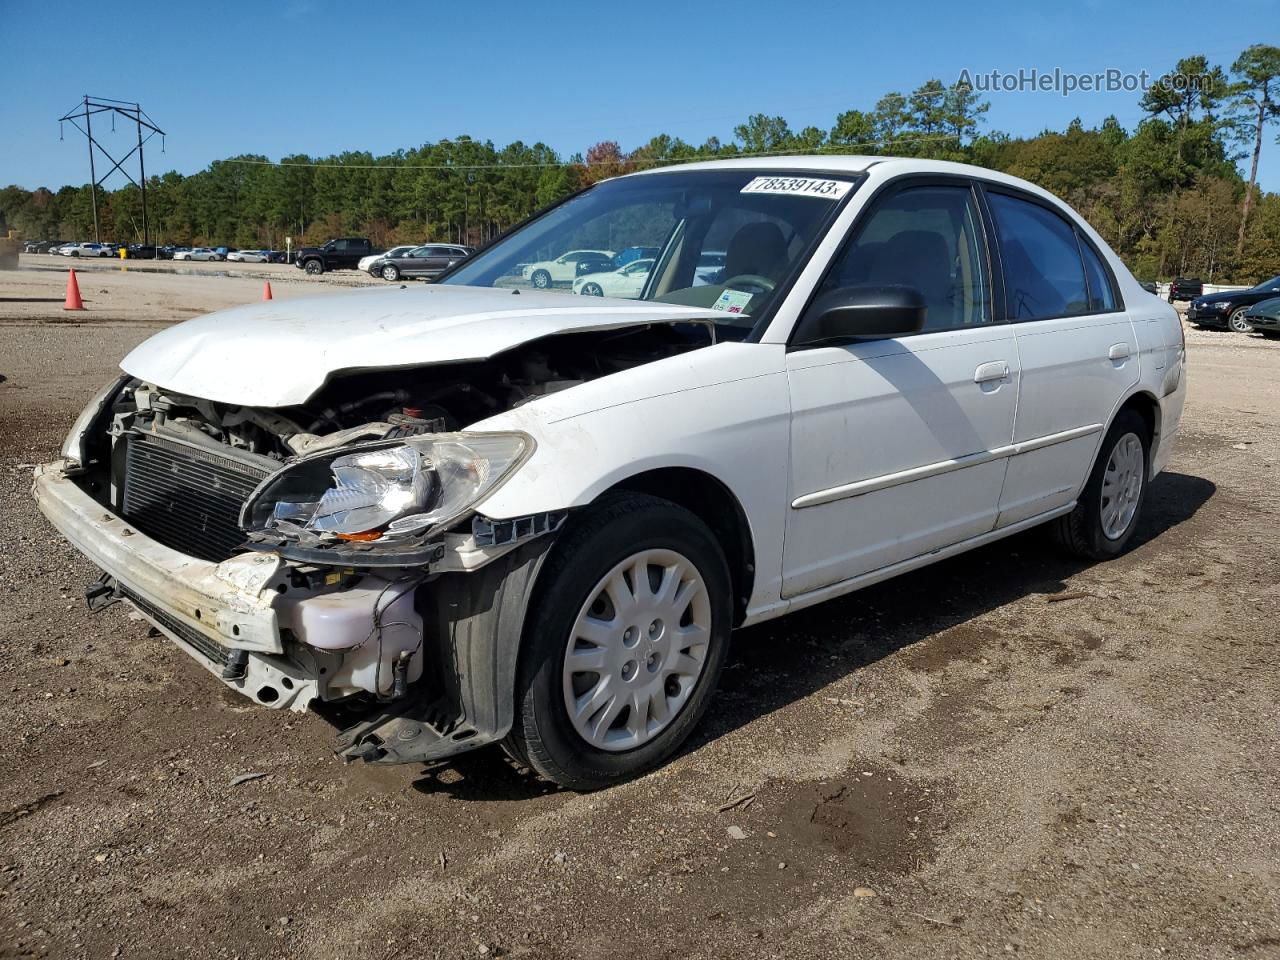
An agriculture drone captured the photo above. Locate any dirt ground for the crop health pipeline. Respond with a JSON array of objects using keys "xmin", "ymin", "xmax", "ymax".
[{"xmin": 0, "ymin": 262, "xmax": 1277, "ymax": 960}]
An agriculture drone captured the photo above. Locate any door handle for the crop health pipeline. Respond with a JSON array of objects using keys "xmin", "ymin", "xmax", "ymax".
[
  {"xmin": 974, "ymin": 360, "xmax": 1010, "ymax": 383},
  {"xmin": 1108, "ymin": 342, "xmax": 1131, "ymax": 361}
]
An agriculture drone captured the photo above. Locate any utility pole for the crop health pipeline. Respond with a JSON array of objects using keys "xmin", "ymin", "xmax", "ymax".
[{"xmin": 59, "ymin": 96, "xmax": 165, "ymax": 245}]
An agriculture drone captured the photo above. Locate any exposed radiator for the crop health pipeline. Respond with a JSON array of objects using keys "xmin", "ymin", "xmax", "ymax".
[{"xmin": 121, "ymin": 433, "xmax": 270, "ymax": 563}]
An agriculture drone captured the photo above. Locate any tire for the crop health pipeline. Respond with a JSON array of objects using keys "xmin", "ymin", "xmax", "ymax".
[
  {"xmin": 381, "ymin": 264, "xmax": 400, "ymax": 281},
  {"xmin": 581, "ymin": 282, "xmax": 603, "ymax": 297},
  {"xmin": 1051, "ymin": 409, "xmax": 1150, "ymax": 561},
  {"xmin": 304, "ymin": 259, "xmax": 323, "ymax": 275},
  {"xmin": 504, "ymin": 492, "xmax": 732, "ymax": 791},
  {"xmin": 530, "ymin": 269, "xmax": 551, "ymax": 289},
  {"xmin": 1259, "ymin": 330, "xmax": 1280, "ymax": 340},
  {"xmin": 1227, "ymin": 306, "xmax": 1254, "ymax": 334}
]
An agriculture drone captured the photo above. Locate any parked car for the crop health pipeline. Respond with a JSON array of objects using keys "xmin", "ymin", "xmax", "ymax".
[
  {"xmin": 1185, "ymin": 275, "xmax": 1280, "ymax": 333},
  {"xmin": 174, "ymin": 247, "xmax": 223, "ymax": 261},
  {"xmin": 265, "ymin": 250, "xmax": 288, "ymax": 264},
  {"xmin": 572, "ymin": 258, "xmax": 654, "ymax": 297},
  {"xmin": 521, "ymin": 249, "xmax": 616, "ymax": 288},
  {"xmin": 62, "ymin": 242, "xmax": 113, "ymax": 258},
  {"xmin": 48, "ymin": 243, "xmax": 76, "ymax": 256},
  {"xmin": 294, "ymin": 237, "xmax": 376, "ymax": 274},
  {"xmin": 373, "ymin": 244, "xmax": 472, "ymax": 282},
  {"xmin": 126, "ymin": 244, "xmax": 159, "ymax": 259},
  {"xmin": 227, "ymin": 250, "xmax": 269, "ymax": 263},
  {"xmin": 360, "ymin": 245, "xmax": 418, "ymax": 274},
  {"xmin": 33, "ymin": 157, "xmax": 1185, "ymax": 791},
  {"xmin": 1167, "ymin": 277, "xmax": 1203, "ymax": 302},
  {"xmin": 1243, "ymin": 296, "xmax": 1280, "ymax": 338}
]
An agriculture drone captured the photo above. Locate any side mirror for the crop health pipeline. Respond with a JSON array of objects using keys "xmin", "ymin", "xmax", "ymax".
[{"xmin": 799, "ymin": 285, "xmax": 927, "ymax": 344}]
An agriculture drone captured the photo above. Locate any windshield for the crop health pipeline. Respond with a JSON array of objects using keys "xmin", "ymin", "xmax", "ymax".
[
  {"xmin": 1256, "ymin": 276, "xmax": 1280, "ymax": 291},
  {"xmin": 441, "ymin": 169, "xmax": 858, "ymax": 337}
]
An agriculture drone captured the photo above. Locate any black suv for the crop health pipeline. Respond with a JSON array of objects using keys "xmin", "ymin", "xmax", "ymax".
[
  {"xmin": 294, "ymin": 237, "xmax": 377, "ymax": 275},
  {"xmin": 1186, "ymin": 275, "xmax": 1280, "ymax": 333},
  {"xmin": 1167, "ymin": 277, "xmax": 1203, "ymax": 302}
]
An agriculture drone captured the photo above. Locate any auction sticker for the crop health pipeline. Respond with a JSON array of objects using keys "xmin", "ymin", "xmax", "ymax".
[
  {"xmin": 740, "ymin": 176, "xmax": 853, "ymax": 199},
  {"xmin": 712, "ymin": 289, "xmax": 754, "ymax": 314}
]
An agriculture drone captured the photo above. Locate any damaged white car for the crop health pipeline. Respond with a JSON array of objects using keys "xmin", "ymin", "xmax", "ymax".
[{"xmin": 34, "ymin": 157, "xmax": 1186, "ymax": 790}]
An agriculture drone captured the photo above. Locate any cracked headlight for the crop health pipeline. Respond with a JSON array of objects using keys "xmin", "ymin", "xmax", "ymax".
[{"xmin": 243, "ymin": 432, "xmax": 532, "ymax": 543}]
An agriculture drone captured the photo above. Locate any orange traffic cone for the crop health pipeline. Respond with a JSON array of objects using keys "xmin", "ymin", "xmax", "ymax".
[
  {"xmin": 263, "ymin": 281, "xmax": 273, "ymax": 301},
  {"xmin": 64, "ymin": 269, "xmax": 85, "ymax": 311}
]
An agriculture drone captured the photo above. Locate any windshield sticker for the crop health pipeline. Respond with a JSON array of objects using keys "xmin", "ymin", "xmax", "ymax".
[
  {"xmin": 712, "ymin": 289, "xmax": 754, "ymax": 314},
  {"xmin": 740, "ymin": 176, "xmax": 853, "ymax": 200}
]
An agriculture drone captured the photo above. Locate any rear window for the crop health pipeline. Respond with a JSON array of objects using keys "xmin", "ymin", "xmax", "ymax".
[{"xmin": 988, "ymin": 192, "xmax": 1088, "ymax": 321}]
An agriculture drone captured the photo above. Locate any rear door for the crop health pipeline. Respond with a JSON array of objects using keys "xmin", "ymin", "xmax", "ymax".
[{"xmin": 982, "ymin": 187, "xmax": 1139, "ymax": 526}]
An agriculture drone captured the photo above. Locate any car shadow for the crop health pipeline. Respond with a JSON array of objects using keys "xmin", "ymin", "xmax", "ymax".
[
  {"xmin": 408, "ymin": 471, "xmax": 1215, "ymax": 798},
  {"xmin": 690, "ymin": 469, "xmax": 1216, "ymax": 753}
]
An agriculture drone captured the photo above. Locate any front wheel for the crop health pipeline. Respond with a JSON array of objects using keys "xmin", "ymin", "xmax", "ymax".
[
  {"xmin": 1228, "ymin": 307, "xmax": 1254, "ymax": 334},
  {"xmin": 530, "ymin": 269, "xmax": 551, "ymax": 289},
  {"xmin": 304, "ymin": 259, "xmax": 323, "ymax": 275},
  {"xmin": 1051, "ymin": 409, "xmax": 1150, "ymax": 560},
  {"xmin": 505, "ymin": 492, "xmax": 732, "ymax": 790},
  {"xmin": 580, "ymin": 282, "xmax": 603, "ymax": 296},
  {"xmin": 381, "ymin": 264, "xmax": 400, "ymax": 281}
]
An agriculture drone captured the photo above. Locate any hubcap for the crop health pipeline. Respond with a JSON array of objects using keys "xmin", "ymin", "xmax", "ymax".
[
  {"xmin": 1100, "ymin": 432, "xmax": 1144, "ymax": 540},
  {"xmin": 562, "ymin": 548, "xmax": 711, "ymax": 752}
]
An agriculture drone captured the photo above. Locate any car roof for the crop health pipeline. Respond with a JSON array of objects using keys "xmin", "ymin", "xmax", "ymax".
[{"xmin": 621, "ymin": 155, "xmax": 1078, "ymax": 208}]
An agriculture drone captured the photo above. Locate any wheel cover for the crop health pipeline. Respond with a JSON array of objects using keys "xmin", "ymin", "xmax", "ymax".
[
  {"xmin": 562, "ymin": 548, "xmax": 712, "ymax": 752},
  {"xmin": 1100, "ymin": 432, "xmax": 1144, "ymax": 540}
]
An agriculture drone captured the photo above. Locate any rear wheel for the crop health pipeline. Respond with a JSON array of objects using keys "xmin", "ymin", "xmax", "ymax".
[
  {"xmin": 1228, "ymin": 307, "xmax": 1253, "ymax": 333},
  {"xmin": 1051, "ymin": 410, "xmax": 1150, "ymax": 560},
  {"xmin": 505, "ymin": 492, "xmax": 732, "ymax": 790}
]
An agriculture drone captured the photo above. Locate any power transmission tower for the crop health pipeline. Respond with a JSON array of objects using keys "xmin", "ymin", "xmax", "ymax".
[{"xmin": 59, "ymin": 96, "xmax": 166, "ymax": 244}]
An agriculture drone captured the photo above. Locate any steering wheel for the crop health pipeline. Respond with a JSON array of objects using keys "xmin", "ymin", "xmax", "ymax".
[{"xmin": 721, "ymin": 274, "xmax": 776, "ymax": 294}]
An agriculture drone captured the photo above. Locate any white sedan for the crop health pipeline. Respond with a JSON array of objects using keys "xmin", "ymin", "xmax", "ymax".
[
  {"xmin": 226, "ymin": 250, "xmax": 269, "ymax": 263},
  {"xmin": 61, "ymin": 242, "xmax": 113, "ymax": 258},
  {"xmin": 174, "ymin": 247, "xmax": 222, "ymax": 261},
  {"xmin": 520, "ymin": 249, "xmax": 616, "ymax": 288},
  {"xmin": 35, "ymin": 157, "xmax": 1185, "ymax": 791},
  {"xmin": 360, "ymin": 245, "xmax": 417, "ymax": 274},
  {"xmin": 572, "ymin": 258, "xmax": 654, "ymax": 297}
]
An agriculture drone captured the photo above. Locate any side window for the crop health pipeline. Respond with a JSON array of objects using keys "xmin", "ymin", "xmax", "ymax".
[
  {"xmin": 988, "ymin": 192, "xmax": 1088, "ymax": 321},
  {"xmin": 331, "ymin": 239, "xmax": 349, "ymax": 252},
  {"xmin": 817, "ymin": 184, "xmax": 992, "ymax": 332},
  {"xmin": 1078, "ymin": 237, "xmax": 1118, "ymax": 312}
]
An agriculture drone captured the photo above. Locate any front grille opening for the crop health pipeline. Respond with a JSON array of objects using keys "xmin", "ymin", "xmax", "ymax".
[{"xmin": 121, "ymin": 434, "xmax": 270, "ymax": 563}]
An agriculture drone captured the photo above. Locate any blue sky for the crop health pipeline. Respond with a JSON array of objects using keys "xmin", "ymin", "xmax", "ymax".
[{"xmin": 2, "ymin": 0, "xmax": 1276, "ymax": 191}]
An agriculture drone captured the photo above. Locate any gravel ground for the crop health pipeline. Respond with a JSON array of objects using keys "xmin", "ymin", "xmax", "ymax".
[{"xmin": 0, "ymin": 265, "xmax": 1277, "ymax": 960}]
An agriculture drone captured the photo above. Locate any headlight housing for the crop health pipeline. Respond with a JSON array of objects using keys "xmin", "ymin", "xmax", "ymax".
[
  {"xmin": 1212, "ymin": 301, "xmax": 1232, "ymax": 311},
  {"xmin": 241, "ymin": 432, "xmax": 532, "ymax": 552}
]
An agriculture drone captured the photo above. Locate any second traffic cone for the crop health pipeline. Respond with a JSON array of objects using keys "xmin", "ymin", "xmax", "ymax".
[
  {"xmin": 64, "ymin": 269, "xmax": 84, "ymax": 311},
  {"xmin": 263, "ymin": 281, "xmax": 273, "ymax": 301}
]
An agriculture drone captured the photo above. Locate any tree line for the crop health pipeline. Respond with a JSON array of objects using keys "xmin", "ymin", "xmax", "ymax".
[{"xmin": 3, "ymin": 45, "xmax": 1278, "ymax": 284}]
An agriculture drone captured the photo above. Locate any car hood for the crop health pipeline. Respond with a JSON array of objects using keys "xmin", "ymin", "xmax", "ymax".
[{"xmin": 121, "ymin": 284, "xmax": 722, "ymax": 407}]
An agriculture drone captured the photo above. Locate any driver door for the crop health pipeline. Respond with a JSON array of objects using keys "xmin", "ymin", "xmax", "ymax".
[{"xmin": 782, "ymin": 180, "xmax": 1020, "ymax": 597}]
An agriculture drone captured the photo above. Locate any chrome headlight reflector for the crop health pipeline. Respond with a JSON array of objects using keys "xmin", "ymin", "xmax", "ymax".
[{"xmin": 244, "ymin": 432, "xmax": 532, "ymax": 544}]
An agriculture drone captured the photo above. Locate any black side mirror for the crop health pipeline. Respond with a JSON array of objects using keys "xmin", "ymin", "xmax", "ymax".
[{"xmin": 799, "ymin": 285, "xmax": 927, "ymax": 344}]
